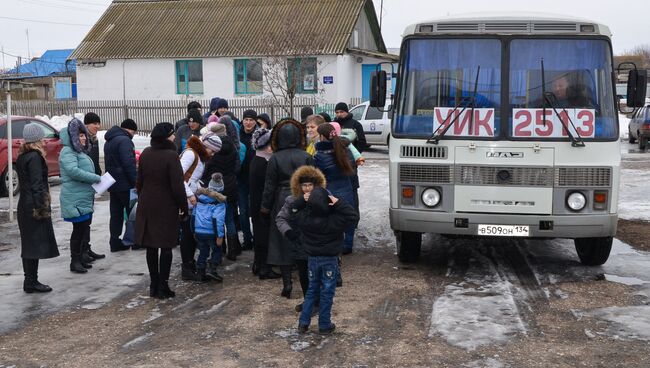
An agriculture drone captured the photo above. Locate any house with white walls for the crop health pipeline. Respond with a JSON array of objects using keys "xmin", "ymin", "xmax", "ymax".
[{"xmin": 71, "ymin": 0, "xmax": 398, "ymax": 104}]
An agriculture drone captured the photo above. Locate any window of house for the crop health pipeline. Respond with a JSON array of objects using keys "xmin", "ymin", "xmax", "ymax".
[
  {"xmin": 234, "ymin": 59, "xmax": 263, "ymax": 95},
  {"xmin": 288, "ymin": 57, "xmax": 318, "ymax": 94},
  {"xmin": 176, "ymin": 60, "xmax": 203, "ymax": 95}
]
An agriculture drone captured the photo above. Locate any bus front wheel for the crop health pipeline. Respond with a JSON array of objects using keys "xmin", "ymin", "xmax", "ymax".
[
  {"xmin": 574, "ymin": 237, "xmax": 613, "ymax": 266},
  {"xmin": 397, "ymin": 231, "xmax": 422, "ymax": 263}
]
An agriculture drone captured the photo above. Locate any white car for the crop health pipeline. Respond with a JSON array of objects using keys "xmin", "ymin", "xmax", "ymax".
[{"xmin": 349, "ymin": 100, "xmax": 393, "ymax": 147}]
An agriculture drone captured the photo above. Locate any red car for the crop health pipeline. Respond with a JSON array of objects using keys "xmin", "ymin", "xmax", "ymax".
[{"xmin": 0, "ymin": 116, "xmax": 63, "ymax": 196}]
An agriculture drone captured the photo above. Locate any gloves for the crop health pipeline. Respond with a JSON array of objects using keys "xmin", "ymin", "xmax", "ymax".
[{"xmin": 285, "ymin": 230, "xmax": 299, "ymax": 241}]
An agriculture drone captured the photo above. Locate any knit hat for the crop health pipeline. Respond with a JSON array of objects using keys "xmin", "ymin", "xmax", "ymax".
[
  {"xmin": 210, "ymin": 123, "xmax": 227, "ymax": 136},
  {"xmin": 300, "ymin": 106, "xmax": 314, "ymax": 122},
  {"xmin": 120, "ymin": 118, "xmax": 138, "ymax": 131},
  {"xmin": 209, "ymin": 173, "xmax": 224, "ymax": 193},
  {"xmin": 242, "ymin": 109, "xmax": 257, "ymax": 120},
  {"xmin": 334, "ymin": 102, "xmax": 349, "ymax": 113},
  {"xmin": 216, "ymin": 98, "xmax": 229, "ymax": 110},
  {"xmin": 151, "ymin": 122, "xmax": 174, "ymax": 139},
  {"xmin": 252, "ymin": 128, "xmax": 272, "ymax": 150},
  {"xmin": 256, "ymin": 113, "xmax": 272, "ymax": 128},
  {"xmin": 187, "ymin": 110, "xmax": 203, "ymax": 126},
  {"xmin": 319, "ymin": 112, "xmax": 332, "ymax": 122},
  {"xmin": 187, "ymin": 101, "xmax": 202, "ymax": 112},
  {"xmin": 23, "ymin": 122, "xmax": 45, "ymax": 143},
  {"xmin": 207, "ymin": 115, "xmax": 219, "ymax": 123},
  {"xmin": 83, "ymin": 112, "xmax": 100, "ymax": 125},
  {"xmin": 202, "ymin": 134, "xmax": 222, "ymax": 153}
]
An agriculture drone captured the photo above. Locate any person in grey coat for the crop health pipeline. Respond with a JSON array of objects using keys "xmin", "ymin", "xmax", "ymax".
[
  {"xmin": 260, "ymin": 118, "xmax": 313, "ymax": 298},
  {"xmin": 16, "ymin": 123, "xmax": 59, "ymax": 293}
]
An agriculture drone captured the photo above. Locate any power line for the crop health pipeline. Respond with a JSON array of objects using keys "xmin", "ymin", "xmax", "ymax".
[{"xmin": 0, "ymin": 15, "xmax": 92, "ymax": 27}]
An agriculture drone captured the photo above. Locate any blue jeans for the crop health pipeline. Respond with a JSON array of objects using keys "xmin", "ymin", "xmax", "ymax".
[
  {"xmin": 225, "ymin": 202, "xmax": 237, "ymax": 238},
  {"xmin": 237, "ymin": 181, "xmax": 253, "ymax": 243},
  {"xmin": 195, "ymin": 233, "xmax": 221, "ymax": 269},
  {"xmin": 299, "ymin": 256, "xmax": 339, "ymax": 330}
]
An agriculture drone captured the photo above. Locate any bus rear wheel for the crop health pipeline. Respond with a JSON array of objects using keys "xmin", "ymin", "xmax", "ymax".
[
  {"xmin": 574, "ymin": 237, "xmax": 613, "ymax": 266},
  {"xmin": 397, "ymin": 231, "xmax": 422, "ymax": 263}
]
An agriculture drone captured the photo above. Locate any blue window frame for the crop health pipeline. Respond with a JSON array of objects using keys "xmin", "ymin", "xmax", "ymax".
[
  {"xmin": 176, "ymin": 60, "xmax": 203, "ymax": 95},
  {"xmin": 234, "ymin": 59, "xmax": 263, "ymax": 95},
  {"xmin": 288, "ymin": 57, "xmax": 318, "ymax": 94}
]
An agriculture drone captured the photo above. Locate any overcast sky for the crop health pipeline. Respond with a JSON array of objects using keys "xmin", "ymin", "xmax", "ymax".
[{"xmin": 1, "ymin": 0, "xmax": 649, "ymax": 70}]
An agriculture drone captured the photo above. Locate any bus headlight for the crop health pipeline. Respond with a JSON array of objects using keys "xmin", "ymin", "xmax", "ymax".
[
  {"xmin": 567, "ymin": 192, "xmax": 586, "ymax": 211},
  {"xmin": 421, "ymin": 188, "xmax": 441, "ymax": 207}
]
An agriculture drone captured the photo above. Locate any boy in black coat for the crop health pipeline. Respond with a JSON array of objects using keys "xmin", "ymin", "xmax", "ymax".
[{"xmin": 294, "ymin": 186, "xmax": 359, "ymax": 334}]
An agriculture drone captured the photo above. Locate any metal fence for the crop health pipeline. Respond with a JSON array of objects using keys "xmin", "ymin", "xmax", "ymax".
[{"xmin": 0, "ymin": 97, "xmax": 364, "ymax": 132}]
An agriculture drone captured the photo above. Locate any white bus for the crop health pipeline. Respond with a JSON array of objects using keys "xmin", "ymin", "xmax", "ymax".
[{"xmin": 370, "ymin": 14, "xmax": 646, "ymax": 265}]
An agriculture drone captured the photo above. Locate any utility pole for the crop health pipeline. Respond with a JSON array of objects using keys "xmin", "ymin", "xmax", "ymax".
[
  {"xmin": 26, "ymin": 29, "xmax": 31, "ymax": 60},
  {"xmin": 379, "ymin": 0, "xmax": 384, "ymax": 31},
  {"xmin": 1, "ymin": 45, "xmax": 5, "ymax": 72}
]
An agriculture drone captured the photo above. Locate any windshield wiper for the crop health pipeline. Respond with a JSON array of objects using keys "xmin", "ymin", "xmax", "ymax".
[
  {"xmin": 540, "ymin": 59, "xmax": 585, "ymax": 147},
  {"xmin": 428, "ymin": 66, "xmax": 480, "ymax": 145}
]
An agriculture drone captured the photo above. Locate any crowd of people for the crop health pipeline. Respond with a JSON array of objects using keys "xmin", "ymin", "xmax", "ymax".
[{"xmin": 16, "ymin": 98, "xmax": 367, "ymax": 334}]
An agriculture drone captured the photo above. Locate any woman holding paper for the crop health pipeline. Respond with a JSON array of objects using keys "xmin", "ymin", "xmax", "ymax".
[{"xmin": 59, "ymin": 118, "xmax": 101, "ymax": 274}]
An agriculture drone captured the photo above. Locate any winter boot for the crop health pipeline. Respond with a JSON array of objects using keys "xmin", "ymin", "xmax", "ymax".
[
  {"xmin": 226, "ymin": 236, "xmax": 238, "ymax": 261},
  {"xmin": 280, "ymin": 266, "xmax": 292, "ymax": 299},
  {"xmin": 181, "ymin": 262, "xmax": 198, "ymax": 281},
  {"xmin": 207, "ymin": 262, "xmax": 223, "ymax": 283},
  {"xmin": 87, "ymin": 244, "xmax": 105, "ymax": 259},
  {"xmin": 158, "ymin": 281, "xmax": 176, "ymax": 299},
  {"xmin": 196, "ymin": 267, "xmax": 209, "ymax": 283},
  {"xmin": 23, "ymin": 259, "xmax": 52, "ymax": 293},
  {"xmin": 259, "ymin": 265, "xmax": 282, "ymax": 280},
  {"xmin": 70, "ymin": 256, "xmax": 88, "ymax": 274}
]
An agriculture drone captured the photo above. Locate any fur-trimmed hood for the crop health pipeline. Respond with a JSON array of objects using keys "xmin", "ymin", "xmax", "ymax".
[
  {"xmin": 60, "ymin": 118, "xmax": 91, "ymax": 153},
  {"xmin": 290, "ymin": 165, "xmax": 326, "ymax": 197},
  {"xmin": 195, "ymin": 187, "xmax": 227, "ymax": 203},
  {"xmin": 271, "ymin": 118, "xmax": 306, "ymax": 152}
]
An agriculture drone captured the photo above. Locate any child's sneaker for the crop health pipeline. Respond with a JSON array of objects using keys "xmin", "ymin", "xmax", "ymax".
[
  {"xmin": 298, "ymin": 324, "xmax": 309, "ymax": 334},
  {"xmin": 318, "ymin": 323, "xmax": 336, "ymax": 335}
]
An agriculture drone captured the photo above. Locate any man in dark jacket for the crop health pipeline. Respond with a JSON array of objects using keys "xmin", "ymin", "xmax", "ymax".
[
  {"xmin": 82, "ymin": 112, "xmax": 105, "ymax": 260},
  {"xmin": 334, "ymin": 102, "xmax": 366, "ymax": 153},
  {"xmin": 238, "ymin": 109, "xmax": 258, "ymax": 250},
  {"xmin": 174, "ymin": 109, "xmax": 203, "ymax": 154},
  {"xmin": 104, "ymin": 119, "xmax": 138, "ymax": 252},
  {"xmin": 175, "ymin": 101, "xmax": 202, "ymax": 131},
  {"xmin": 204, "ymin": 97, "xmax": 221, "ymax": 121}
]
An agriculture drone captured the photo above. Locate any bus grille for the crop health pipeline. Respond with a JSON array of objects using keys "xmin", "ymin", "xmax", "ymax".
[
  {"xmin": 555, "ymin": 167, "xmax": 611, "ymax": 187},
  {"xmin": 400, "ymin": 145, "xmax": 447, "ymax": 159},
  {"xmin": 456, "ymin": 166, "xmax": 553, "ymax": 186},
  {"xmin": 399, "ymin": 164, "xmax": 452, "ymax": 184}
]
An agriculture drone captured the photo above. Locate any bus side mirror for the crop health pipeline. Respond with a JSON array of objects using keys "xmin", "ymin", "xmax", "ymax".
[
  {"xmin": 370, "ymin": 70, "xmax": 387, "ymax": 108},
  {"xmin": 626, "ymin": 69, "xmax": 647, "ymax": 108}
]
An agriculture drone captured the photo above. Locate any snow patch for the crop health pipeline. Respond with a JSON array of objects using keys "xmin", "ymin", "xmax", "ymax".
[
  {"xmin": 198, "ymin": 300, "xmax": 231, "ymax": 316},
  {"xmin": 463, "ymin": 358, "xmax": 508, "ymax": 368},
  {"xmin": 123, "ymin": 295, "xmax": 148, "ymax": 309},
  {"xmin": 142, "ymin": 307, "xmax": 163, "ymax": 324},
  {"xmin": 122, "ymin": 332, "xmax": 154, "ymax": 349},
  {"xmin": 290, "ymin": 341, "xmax": 310, "ymax": 352},
  {"xmin": 604, "ymin": 274, "xmax": 649, "ymax": 286},
  {"xmin": 585, "ymin": 306, "xmax": 650, "ymax": 341}
]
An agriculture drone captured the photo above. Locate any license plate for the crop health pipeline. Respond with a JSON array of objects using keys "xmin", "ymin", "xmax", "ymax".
[{"xmin": 477, "ymin": 224, "xmax": 530, "ymax": 237}]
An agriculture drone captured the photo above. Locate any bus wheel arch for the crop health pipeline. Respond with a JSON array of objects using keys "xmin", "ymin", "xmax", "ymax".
[
  {"xmin": 396, "ymin": 231, "xmax": 422, "ymax": 263},
  {"xmin": 574, "ymin": 237, "xmax": 613, "ymax": 266}
]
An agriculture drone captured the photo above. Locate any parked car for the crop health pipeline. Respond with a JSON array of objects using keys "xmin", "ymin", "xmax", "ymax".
[
  {"xmin": 349, "ymin": 100, "xmax": 393, "ymax": 147},
  {"xmin": 628, "ymin": 103, "xmax": 650, "ymax": 150},
  {"xmin": 0, "ymin": 116, "xmax": 63, "ymax": 196}
]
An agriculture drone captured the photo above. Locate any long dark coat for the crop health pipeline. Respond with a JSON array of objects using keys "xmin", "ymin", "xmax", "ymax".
[
  {"xmin": 135, "ymin": 138, "xmax": 188, "ymax": 249},
  {"xmin": 261, "ymin": 119, "xmax": 313, "ymax": 266},
  {"xmin": 201, "ymin": 134, "xmax": 238, "ymax": 204},
  {"xmin": 16, "ymin": 149, "xmax": 59, "ymax": 259}
]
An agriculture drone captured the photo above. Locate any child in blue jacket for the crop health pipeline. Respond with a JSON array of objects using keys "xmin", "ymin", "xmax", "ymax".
[{"xmin": 192, "ymin": 173, "xmax": 227, "ymax": 282}]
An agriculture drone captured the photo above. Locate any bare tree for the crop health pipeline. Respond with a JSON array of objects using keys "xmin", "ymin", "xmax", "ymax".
[
  {"xmin": 261, "ymin": 17, "xmax": 331, "ymax": 118},
  {"xmin": 615, "ymin": 44, "xmax": 650, "ymax": 72}
]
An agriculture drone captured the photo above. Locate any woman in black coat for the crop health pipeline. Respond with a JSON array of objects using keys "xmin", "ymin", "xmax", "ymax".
[
  {"xmin": 136, "ymin": 122, "xmax": 188, "ymax": 299},
  {"xmin": 201, "ymin": 122, "xmax": 240, "ymax": 260},
  {"xmin": 16, "ymin": 123, "xmax": 59, "ymax": 293},
  {"xmin": 260, "ymin": 119, "xmax": 313, "ymax": 298}
]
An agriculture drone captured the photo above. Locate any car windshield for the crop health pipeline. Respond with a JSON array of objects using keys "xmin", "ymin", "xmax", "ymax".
[
  {"xmin": 395, "ymin": 38, "xmax": 502, "ymax": 138},
  {"xmin": 509, "ymin": 39, "xmax": 617, "ymax": 140}
]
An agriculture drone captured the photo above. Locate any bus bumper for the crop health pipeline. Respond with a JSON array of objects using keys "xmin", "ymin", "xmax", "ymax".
[{"xmin": 389, "ymin": 208, "xmax": 617, "ymax": 238}]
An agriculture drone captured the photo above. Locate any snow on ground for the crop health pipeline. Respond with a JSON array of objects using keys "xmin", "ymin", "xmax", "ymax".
[
  {"xmin": 619, "ymin": 113, "xmax": 630, "ymax": 140},
  {"xmin": 619, "ymin": 143, "xmax": 650, "ymax": 221}
]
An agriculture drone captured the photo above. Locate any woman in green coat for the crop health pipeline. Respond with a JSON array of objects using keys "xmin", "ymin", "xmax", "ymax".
[
  {"xmin": 17, "ymin": 123, "xmax": 59, "ymax": 293},
  {"xmin": 59, "ymin": 118, "xmax": 101, "ymax": 273}
]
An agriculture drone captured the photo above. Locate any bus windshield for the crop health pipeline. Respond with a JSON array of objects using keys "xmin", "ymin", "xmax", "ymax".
[
  {"xmin": 509, "ymin": 39, "xmax": 617, "ymax": 140},
  {"xmin": 395, "ymin": 38, "xmax": 502, "ymax": 138}
]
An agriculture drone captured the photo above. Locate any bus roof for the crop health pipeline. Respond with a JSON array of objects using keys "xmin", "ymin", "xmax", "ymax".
[{"xmin": 403, "ymin": 12, "xmax": 611, "ymax": 38}]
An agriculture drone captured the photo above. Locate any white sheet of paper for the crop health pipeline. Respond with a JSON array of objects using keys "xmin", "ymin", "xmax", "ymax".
[{"xmin": 92, "ymin": 172, "xmax": 116, "ymax": 195}]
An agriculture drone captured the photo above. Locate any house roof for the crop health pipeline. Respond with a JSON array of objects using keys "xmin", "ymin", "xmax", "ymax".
[
  {"xmin": 71, "ymin": 0, "xmax": 386, "ymax": 60},
  {"xmin": 4, "ymin": 49, "xmax": 76, "ymax": 78}
]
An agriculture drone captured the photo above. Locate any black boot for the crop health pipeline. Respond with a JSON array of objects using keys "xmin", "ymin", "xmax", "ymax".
[
  {"xmin": 181, "ymin": 262, "xmax": 199, "ymax": 281},
  {"xmin": 81, "ymin": 244, "xmax": 94, "ymax": 268},
  {"xmin": 196, "ymin": 267, "xmax": 208, "ymax": 283},
  {"xmin": 23, "ymin": 259, "xmax": 52, "ymax": 293},
  {"xmin": 70, "ymin": 256, "xmax": 88, "ymax": 273},
  {"xmin": 280, "ymin": 266, "xmax": 292, "ymax": 299},
  {"xmin": 158, "ymin": 281, "xmax": 176, "ymax": 299},
  {"xmin": 259, "ymin": 265, "xmax": 282, "ymax": 280},
  {"xmin": 226, "ymin": 236, "xmax": 238, "ymax": 261},
  {"xmin": 207, "ymin": 262, "xmax": 223, "ymax": 283},
  {"xmin": 87, "ymin": 243, "xmax": 105, "ymax": 259}
]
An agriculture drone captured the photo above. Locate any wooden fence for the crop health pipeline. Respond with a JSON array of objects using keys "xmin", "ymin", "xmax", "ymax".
[{"xmin": 0, "ymin": 97, "xmax": 364, "ymax": 132}]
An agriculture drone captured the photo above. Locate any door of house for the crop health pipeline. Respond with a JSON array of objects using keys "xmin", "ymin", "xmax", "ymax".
[{"xmin": 361, "ymin": 64, "xmax": 376, "ymax": 101}]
